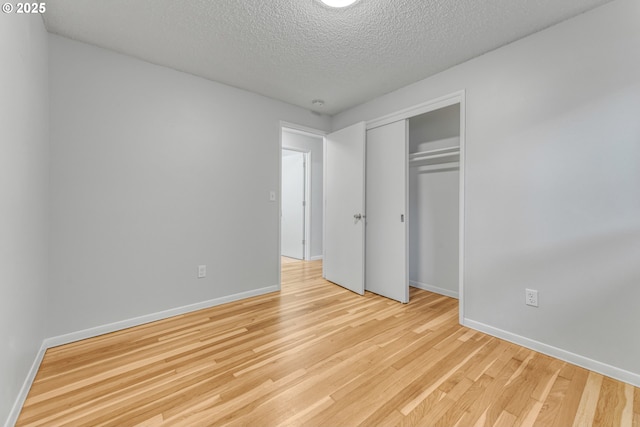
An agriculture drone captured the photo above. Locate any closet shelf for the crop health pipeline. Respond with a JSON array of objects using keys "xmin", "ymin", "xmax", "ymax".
[{"xmin": 409, "ymin": 146, "xmax": 460, "ymax": 164}]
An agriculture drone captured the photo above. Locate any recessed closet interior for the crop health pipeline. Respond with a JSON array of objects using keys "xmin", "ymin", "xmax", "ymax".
[{"xmin": 408, "ymin": 104, "xmax": 460, "ymax": 299}]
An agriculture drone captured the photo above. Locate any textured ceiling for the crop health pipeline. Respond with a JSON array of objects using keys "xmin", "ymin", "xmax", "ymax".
[{"xmin": 43, "ymin": 0, "xmax": 613, "ymax": 115}]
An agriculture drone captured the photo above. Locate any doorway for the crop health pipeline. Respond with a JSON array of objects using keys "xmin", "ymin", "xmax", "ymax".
[{"xmin": 279, "ymin": 125, "xmax": 325, "ymax": 274}]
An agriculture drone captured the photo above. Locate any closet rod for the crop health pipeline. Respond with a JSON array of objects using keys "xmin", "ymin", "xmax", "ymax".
[
  {"xmin": 409, "ymin": 151, "xmax": 460, "ymax": 163},
  {"xmin": 414, "ymin": 161, "xmax": 460, "ymax": 173},
  {"xmin": 409, "ymin": 146, "xmax": 459, "ymax": 159}
]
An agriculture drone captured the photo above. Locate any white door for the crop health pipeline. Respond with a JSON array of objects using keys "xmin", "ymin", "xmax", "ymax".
[
  {"xmin": 324, "ymin": 122, "xmax": 366, "ymax": 295},
  {"xmin": 365, "ymin": 120, "xmax": 408, "ymax": 303},
  {"xmin": 281, "ymin": 150, "xmax": 305, "ymax": 259}
]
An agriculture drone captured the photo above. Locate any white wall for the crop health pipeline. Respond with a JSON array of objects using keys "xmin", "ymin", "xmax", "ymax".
[
  {"xmin": 0, "ymin": 13, "xmax": 49, "ymax": 425},
  {"xmin": 334, "ymin": 0, "xmax": 640, "ymax": 383},
  {"xmin": 282, "ymin": 131, "xmax": 324, "ymax": 259},
  {"xmin": 47, "ymin": 35, "xmax": 330, "ymax": 337}
]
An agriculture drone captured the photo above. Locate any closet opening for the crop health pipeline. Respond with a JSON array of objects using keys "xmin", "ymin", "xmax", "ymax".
[{"xmin": 408, "ymin": 104, "xmax": 461, "ymax": 299}]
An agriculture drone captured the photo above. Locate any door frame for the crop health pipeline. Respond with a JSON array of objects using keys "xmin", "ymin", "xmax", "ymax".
[
  {"xmin": 281, "ymin": 148, "xmax": 310, "ymax": 261},
  {"xmin": 278, "ymin": 122, "xmax": 327, "ymax": 289},
  {"xmin": 366, "ymin": 90, "xmax": 466, "ymax": 323}
]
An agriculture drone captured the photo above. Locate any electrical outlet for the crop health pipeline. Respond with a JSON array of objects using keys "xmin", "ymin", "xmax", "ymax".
[
  {"xmin": 525, "ymin": 289, "xmax": 538, "ymax": 307},
  {"xmin": 198, "ymin": 265, "xmax": 206, "ymax": 279}
]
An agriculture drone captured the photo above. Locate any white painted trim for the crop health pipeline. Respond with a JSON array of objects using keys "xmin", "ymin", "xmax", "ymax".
[
  {"xmin": 5, "ymin": 343, "xmax": 47, "ymax": 427},
  {"xmin": 278, "ymin": 124, "xmax": 283, "ymax": 289},
  {"xmin": 309, "ymin": 255, "xmax": 324, "ymax": 261},
  {"xmin": 458, "ymin": 94, "xmax": 467, "ymax": 325},
  {"xmin": 303, "ymin": 152, "xmax": 311, "ymax": 261},
  {"xmin": 44, "ymin": 285, "xmax": 278, "ymax": 348},
  {"xmin": 463, "ymin": 318, "xmax": 640, "ymax": 388},
  {"xmin": 403, "ymin": 120, "xmax": 409, "ymax": 304},
  {"xmin": 281, "ymin": 122, "xmax": 327, "ymax": 137},
  {"xmin": 366, "ymin": 90, "xmax": 465, "ymax": 131},
  {"xmin": 322, "ymin": 133, "xmax": 327, "ymax": 279},
  {"xmin": 410, "ymin": 281, "xmax": 459, "ymax": 299}
]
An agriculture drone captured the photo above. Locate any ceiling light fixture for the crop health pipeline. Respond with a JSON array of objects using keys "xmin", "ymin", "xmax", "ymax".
[
  {"xmin": 312, "ymin": 99, "xmax": 325, "ymax": 107},
  {"xmin": 320, "ymin": 0, "xmax": 358, "ymax": 8}
]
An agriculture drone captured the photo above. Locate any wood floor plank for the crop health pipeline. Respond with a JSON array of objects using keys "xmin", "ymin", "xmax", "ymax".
[
  {"xmin": 536, "ymin": 374, "xmax": 571, "ymax": 426},
  {"xmin": 623, "ymin": 383, "xmax": 635, "ymax": 427},
  {"xmin": 16, "ymin": 259, "xmax": 640, "ymax": 426},
  {"xmin": 433, "ymin": 375, "xmax": 492, "ymax": 427},
  {"xmin": 456, "ymin": 359, "xmax": 520, "ymax": 427},
  {"xmin": 550, "ymin": 366, "xmax": 589, "ymax": 427},
  {"xmin": 573, "ymin": 371, "xmax": 604, "ymax": 427},
  {"xmin": 634, "ymin": 386, "xmax": 640, "ymax": 427}
]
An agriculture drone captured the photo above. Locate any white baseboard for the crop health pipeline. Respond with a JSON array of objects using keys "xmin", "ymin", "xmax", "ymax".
[
  {"xmin": 309, "ymin": 255, "xmax": 323, "ymax": 261},
  {"xmin": 463, "ymin": 318, "xmax": 640, "ymax": 388},
  {"xmin": 6, "ymin": 285, "xmax": 279, "ymax": 427},
  {"xmin": 5, "ymin": 342, "xmax": 47, "ymax": 427},
  {"xmin": 44, "ymin": 285, "xmax": 279, "ymax": 348},
  {"xmin": 410, "ymin": 280, "xmax": 459, "ymax": 299}
]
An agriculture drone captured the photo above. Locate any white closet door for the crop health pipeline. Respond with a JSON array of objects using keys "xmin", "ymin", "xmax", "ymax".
[
  {"xmin": 324, "ymin": 122, "xmax": 366, "ymax": 295},
  {"xmin": 365, "ymin": 120, "xmax": 408, "ymax": 303}
]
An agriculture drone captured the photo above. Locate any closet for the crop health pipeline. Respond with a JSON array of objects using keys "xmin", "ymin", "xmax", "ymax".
[
  {"xmin": 324, "ymin": 92, "xmax": 463, "ymax": 305},
  {"xmin": 407, "ymin": 104, "xmax": 460, "ymax": 299},
  {"xmin": 364, "ymin": 102, "xmax": 461, "ymax": 303}
]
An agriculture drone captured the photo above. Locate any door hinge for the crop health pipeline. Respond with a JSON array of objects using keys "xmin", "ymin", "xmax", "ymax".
[
  {"xmin": 401, "ymin": 214, "xmax": 405, "ymax": 222},
  {"xmin": 302, "ymin": 201, "xmax": 306, "ymax": 206}
]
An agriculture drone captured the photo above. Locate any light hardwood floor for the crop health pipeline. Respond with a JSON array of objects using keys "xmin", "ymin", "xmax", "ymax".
[{"xmin": 17, "ymin": 259, "xmax": 640, "ymax": 426}]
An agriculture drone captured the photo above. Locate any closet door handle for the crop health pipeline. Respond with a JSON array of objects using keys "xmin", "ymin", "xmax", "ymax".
[{"xmin": 353, "ymin": 213, "xmax": 362, "ymax": 220}]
